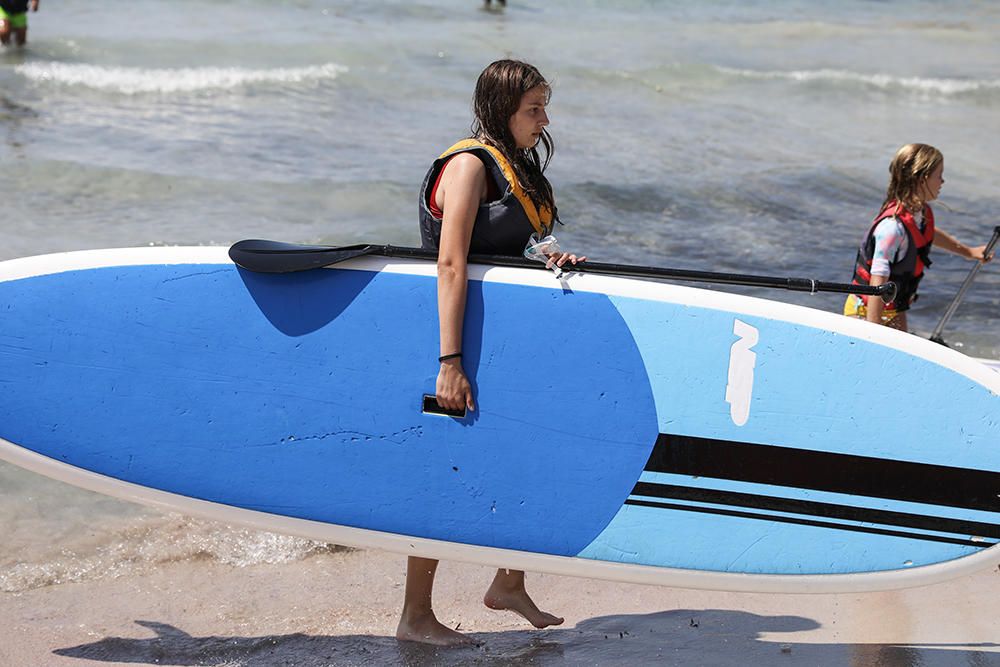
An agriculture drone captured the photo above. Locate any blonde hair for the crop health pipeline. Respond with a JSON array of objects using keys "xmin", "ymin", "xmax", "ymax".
[{"xmin": 882, "ymin": 143, "xmax": 943, "ymax": 214}]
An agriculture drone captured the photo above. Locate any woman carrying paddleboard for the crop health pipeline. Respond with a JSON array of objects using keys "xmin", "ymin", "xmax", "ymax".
[
  {"xmin": 846, "ymin": 143, "xmax": 990, "ymax": 331},
  {"xmin": 398, "ymin": 59, "xmax": 585, "ymax": 646}
]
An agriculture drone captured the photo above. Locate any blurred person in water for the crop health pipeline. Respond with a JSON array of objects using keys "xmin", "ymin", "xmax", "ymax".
[
  {"xmin": 845, "ymin": 143, "xmax": 991, "ymax": 332},
  {"xmin": 0, "ymin": 0, "xmax": 39, "ymax": 47}
]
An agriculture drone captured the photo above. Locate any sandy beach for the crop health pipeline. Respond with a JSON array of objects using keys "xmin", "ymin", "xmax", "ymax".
[{"xmin": 2, "ymin": 534, "xmax": 999, "ymax": 667}]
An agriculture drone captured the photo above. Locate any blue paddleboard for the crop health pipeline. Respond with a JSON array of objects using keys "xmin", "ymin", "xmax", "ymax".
[{"xmin": 1, "ymin": 247, "xmax": 998, "ymax": 593}]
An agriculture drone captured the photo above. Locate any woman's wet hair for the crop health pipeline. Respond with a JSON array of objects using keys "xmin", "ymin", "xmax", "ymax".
[
  {"xmin": 883, "ymin": 143, "xmax": 943, "ymax": 213},
  {"xmin": 471, "ymin": 59, "xmax": 556, "ymax": 216}
]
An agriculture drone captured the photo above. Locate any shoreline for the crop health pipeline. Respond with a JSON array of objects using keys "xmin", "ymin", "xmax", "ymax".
[{"xmin": 2, "ymin": 546, "xmax": 999, "ymax": 666}]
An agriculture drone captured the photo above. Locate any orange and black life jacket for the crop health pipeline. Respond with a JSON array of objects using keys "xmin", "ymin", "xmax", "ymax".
[{"xmin": 418, "ymin": 139, "xmax": 555, "ymax": 256}]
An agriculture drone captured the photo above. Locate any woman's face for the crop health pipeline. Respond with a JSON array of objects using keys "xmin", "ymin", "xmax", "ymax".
[
  {"xmin": 920, "ymin": 161, "xmax": 945, "ymax": 202},
  {"xmin": 508, "ymin": 85, "xmax": 550, "ymax": 150}
]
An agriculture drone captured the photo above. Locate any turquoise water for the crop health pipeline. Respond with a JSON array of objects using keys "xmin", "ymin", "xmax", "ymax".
[{"xmin": 1, "ymin": 0, "xmax": 999, "ymax": 585}]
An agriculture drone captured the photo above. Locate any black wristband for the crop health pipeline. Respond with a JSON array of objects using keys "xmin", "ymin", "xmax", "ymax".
[{"xmin": 438, "ymin": 352, "xmax": 462, "ymax": 362}]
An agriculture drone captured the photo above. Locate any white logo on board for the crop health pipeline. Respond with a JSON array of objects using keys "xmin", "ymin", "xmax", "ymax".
[{"xmin": 725, "ymin": 319, "xmax": 759, "ymax": 426}]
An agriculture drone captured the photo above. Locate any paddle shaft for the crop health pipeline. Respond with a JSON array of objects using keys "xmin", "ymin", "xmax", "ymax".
[
  {"xmin": 929, "ymin": 225, "xmax": 1000, "ymax": 345},
  {"xmin": 229, "ymin": 239, "xmax": 896, "ymax": 300}
]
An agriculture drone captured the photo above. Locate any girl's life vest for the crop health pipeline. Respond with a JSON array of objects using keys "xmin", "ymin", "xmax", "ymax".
[
  {"xmin": 418, "ymin": 139, "xmax": 555, "ymax": 256},
  {"xmin": 851, "ymin": 201, "xmax": 935, "ymax": 312}
]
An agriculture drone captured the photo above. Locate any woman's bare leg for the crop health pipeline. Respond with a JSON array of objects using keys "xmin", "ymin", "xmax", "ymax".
[
  {"xmin": 396, "ymin": 557, "xmax": 475, "ymax": 646},
  {"xmin": 483, "ymin": 568, "xmax": 564, "ymax": 628}
]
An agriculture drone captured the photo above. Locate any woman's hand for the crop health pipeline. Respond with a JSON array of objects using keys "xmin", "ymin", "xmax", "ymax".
[
  {"xmin": 545, "ymin": 251, "xmax": 587, "ymax": 270},
  {"xmin": 436, "ymin": 359, "xmax": 475, "ymax": 413}
]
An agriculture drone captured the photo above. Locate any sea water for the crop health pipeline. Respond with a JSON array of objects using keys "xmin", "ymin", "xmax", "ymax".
[{"xmin": 1, "ymin": 0, "xmax": 998, "ymax": 593}]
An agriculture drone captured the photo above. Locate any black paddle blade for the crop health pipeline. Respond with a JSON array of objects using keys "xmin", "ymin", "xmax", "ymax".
[{"xmin": 228, "ymin": 239, "xmax": 379, "ymax": 273}]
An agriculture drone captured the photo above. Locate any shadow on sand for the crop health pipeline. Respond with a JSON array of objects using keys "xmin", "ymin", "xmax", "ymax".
[{"xmin": 52, "ymin": 610, "xmax": 1000, "ymax": 666}]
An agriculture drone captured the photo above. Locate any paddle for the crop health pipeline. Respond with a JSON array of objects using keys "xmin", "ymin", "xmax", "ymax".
[
  {"xmin": 228, "ymin": 239, "xmax": 897, "ymax": 300},
  {"xmin": 929, "ymin": 225, "xmax": 1000, "ymax": 346}
]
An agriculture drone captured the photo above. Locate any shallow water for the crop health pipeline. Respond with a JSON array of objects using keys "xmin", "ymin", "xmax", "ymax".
[{"xmin": 1, "ymin": 0, "xmax": 999, "ymax": 594}]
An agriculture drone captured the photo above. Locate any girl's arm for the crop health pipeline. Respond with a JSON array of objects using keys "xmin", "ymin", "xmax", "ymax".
[
  {"xmin": 864, "ymin": 218, "xmax": 903, "ymax": 325},
  {"xmin": 934, "ymin": 228, "xmax": 989, "ymax": 261},
  {"xmin": 865, "ymin": 274, "xmax": 889, "ymax": 324}
]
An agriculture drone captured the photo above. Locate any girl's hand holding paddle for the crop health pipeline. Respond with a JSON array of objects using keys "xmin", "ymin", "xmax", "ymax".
[{"xmin": 967, "ymin": 244, "xmax": 993, "ymax": 262}]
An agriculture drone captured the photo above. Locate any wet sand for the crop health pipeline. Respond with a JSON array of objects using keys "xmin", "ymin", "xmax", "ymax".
[{"xmin": 2, "ymin": 545, "xmax": 999, "ymax": 666}]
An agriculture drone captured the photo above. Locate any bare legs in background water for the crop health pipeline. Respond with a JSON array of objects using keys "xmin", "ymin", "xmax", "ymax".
[{"xmin": 0, "ymin": 0, "xmax": 39, "ymax": 47}]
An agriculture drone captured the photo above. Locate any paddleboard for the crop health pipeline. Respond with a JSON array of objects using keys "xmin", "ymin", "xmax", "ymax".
[
  {"xmin": 2, "ymin": 246, "xmax": 999, "ymax": 594},
  {"xmin": 979, "ymin": 358, "xmax": 1000, "ymax": 372}
]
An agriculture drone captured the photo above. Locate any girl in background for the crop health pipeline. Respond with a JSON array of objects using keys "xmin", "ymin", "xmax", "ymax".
[{"xmin": 846, "ymin": 143, "xmax": 989, "ymax": 331}]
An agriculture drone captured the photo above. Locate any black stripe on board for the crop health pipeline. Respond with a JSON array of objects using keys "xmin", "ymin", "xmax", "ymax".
[
  {"xmin": 623, "ymin": 498, "xmax": 990, "ymax": 548},
  {"xmin": 645, "ymin": 434, "xmax": 1000, "ymax": 513},
  {"xmin": 631, "ymin": 481, "xmax": 1000, "ymax": 541}
]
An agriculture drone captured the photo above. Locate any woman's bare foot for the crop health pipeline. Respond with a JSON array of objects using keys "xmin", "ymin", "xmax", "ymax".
[
  {"xmin": 396, "ymin": 556, "xmax": 476, "ymax": 646},
  {"xmin": 483, "ymin": 569, "xmax": 564, "ymax": 629},
  {"xmin": 395, "ymin": 610, "xmax": 476, "ymax": 646}
]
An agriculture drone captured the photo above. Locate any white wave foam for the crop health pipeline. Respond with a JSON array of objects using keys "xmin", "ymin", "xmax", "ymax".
[
  {"xmin": 14, "ymin": 62, "xmax": 348, "ymax": 94},
  {"xmin": 719, "ymin": 66, "xmax": 1000, "ymax": 96},
  {"xmin": 0, "ymin": 515, "xmax": 348, "ymax": 593}
]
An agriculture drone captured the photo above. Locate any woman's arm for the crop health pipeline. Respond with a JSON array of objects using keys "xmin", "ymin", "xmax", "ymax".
[{"xmin": 434, "ymin": 153, "xmax": 488, "ymax": 412}]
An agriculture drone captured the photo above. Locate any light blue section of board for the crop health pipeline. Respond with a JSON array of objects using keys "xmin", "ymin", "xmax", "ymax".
[
  {"xmin": 606, "ymin": 295, "xmax": 1000, "ymax": 467},
  {"xmin": 0, "ymin": 265, "xmax": 659, "ymax": 557},
  {"xmin": 575, "ymin": 295, "xmax": 1000, "ymax": 574},
  {"xmin": 581, "ymin": 502, "xmax": 979, "ymax": 575}
]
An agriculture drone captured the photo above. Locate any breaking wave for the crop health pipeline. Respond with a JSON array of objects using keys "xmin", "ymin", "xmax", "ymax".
[
  {"xmin": 719, "ymin": 66, "xmax": 1000, "ymax": 97},
  {"xmin": 0, "ymin": 514, "xmax": 349, "ymax": 593},
  {"xmin": 15, "ymin": 62, "xmax": 348, "ymax": 95}
]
